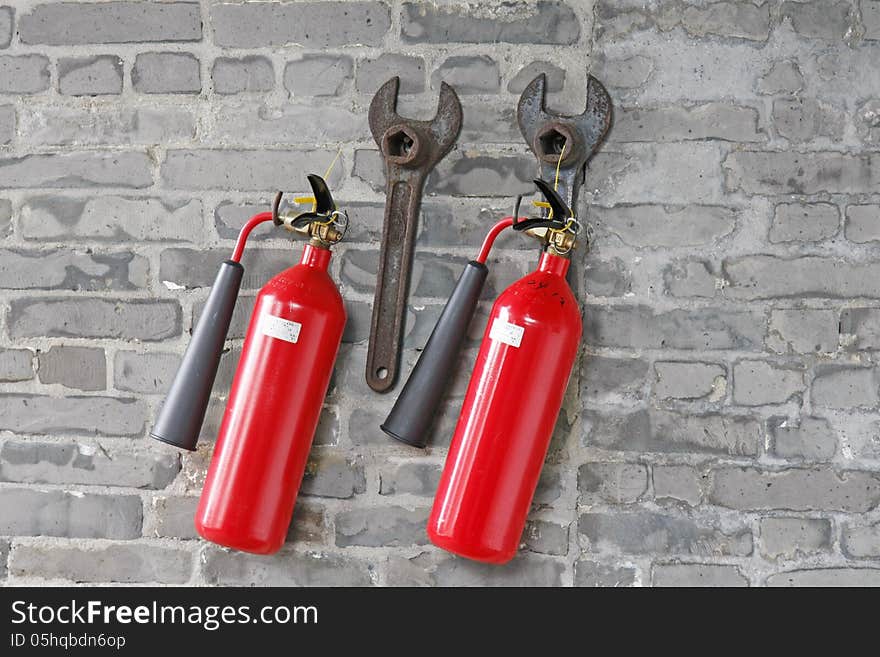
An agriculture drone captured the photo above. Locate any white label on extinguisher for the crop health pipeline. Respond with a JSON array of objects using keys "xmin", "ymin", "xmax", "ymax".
[
  {"xmin": 259, "ymin": 313, "xmax": 302, "ymax": 344},
  {"xmin": 489, "ymin": 318, "xmax": 524, "ymax": 348}
]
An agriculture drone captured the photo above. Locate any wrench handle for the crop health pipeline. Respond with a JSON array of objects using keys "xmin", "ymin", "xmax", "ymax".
[{"xmin": 366, "ymin": 176, "xmax": 423, "ymax": 392}]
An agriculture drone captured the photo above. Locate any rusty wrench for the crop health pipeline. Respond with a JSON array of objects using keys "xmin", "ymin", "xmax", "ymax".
[
  {"xmin": 366, "ymin": 77, "xmax": 463, "ymax": 393},
  {"xmin": 517, "ymin": 73, "xmax": 613, "ymax": 231}
]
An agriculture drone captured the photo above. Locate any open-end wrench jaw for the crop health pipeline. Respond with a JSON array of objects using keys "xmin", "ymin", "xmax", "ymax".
[
  {"xmin": 369, "ymin": 77, "xmax": 463, "ymax": 170},
  {"xmin": 516, "ymin": 73, "xmax": 613, "ymax": 216}
]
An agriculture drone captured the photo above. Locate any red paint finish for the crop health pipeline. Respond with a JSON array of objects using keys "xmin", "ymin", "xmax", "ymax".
[
  {"xmin": 195, "ymin": 244, "xmax": 345, "ymax": 555},
  {"xmin": 427, "ymin": 252, "xmax": 581, "ymax": 564}
]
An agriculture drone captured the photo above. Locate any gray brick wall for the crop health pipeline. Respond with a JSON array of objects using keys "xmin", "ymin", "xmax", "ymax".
[{"xmin": 1, "ymin": 0, "xmax": 879, "ymax": 587}]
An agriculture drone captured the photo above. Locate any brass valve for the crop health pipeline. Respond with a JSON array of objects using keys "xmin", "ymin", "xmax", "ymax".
[{"xmin": 272, "ymin": 174, "xmax": 348, "ymax": 248}]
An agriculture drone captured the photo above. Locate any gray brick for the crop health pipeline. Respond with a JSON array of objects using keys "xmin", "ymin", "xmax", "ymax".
[
  {"xmin": 114, "ymin": 351, "xmax": 178, "ymax": 394},
  {"xmin": 0, "ymin": 55, "xmax": 50, "ymax": 94},
  {"xmin": 587, "ymin": 409, "xmax": 760, "ymax": 456},
  {"xmin": 11, "ymin": 543, "xmax": 191, "ymax": 584},
  {"xmin": 18, "ymin": 106, "xmax": 196, "ymax": 147},
  {"xmin": 522, "ymin": 519, "xmax": 568, "ymax": 555},
  {"xmin": 0, "ymin": 197, "xmax": 10, "ymax": 237},
  {"xmin": 840, "ymin": 308, "xmax": 880, "ymax": 350},
  {"xmin": 842, "ymin": 522, "xmax": 880, "ymax": 558},
  {"xmin": 10, "ymin": 298, "xmax": 180, "ymax": 341},
  {"xmin": 0, "ymin": 488, "xmax": 142, "ymax": 539},
  {"xmin": 0, "ymin": 349, "xmax": 34, "ymax": 382},
  {"xmin": 203, "ymin": 548, "xmax": 372, "ymax": 586},
  {"xmin": 38, "ymin": 346, "xmax": 105, "ymax": 391},
  {"xmin": 335, "ymin": 506, "xmax": 429, "ymax": 547},
  {"xmin": 356, "ymin": 54, "xmax": 423, "ymax": 95},
  {"xmin": 133, "ymin": 52, "xmax": 200, "ymax": 94},
  {"xmin": 772, "ymin": 98, "xmax": 844, "ymax": 142},
  {"xmin": 664, "ymin": 260, "xmax": 721, "ymax": 298},
  {"xmin": 594, "ymin": 204, "xmax": 736, "ymax": 247},
  {"xmin": 854, "ymin": 99, "xmax": 880, "ymax": 144},
  {"xmin": 379, "ymin": 461, "xmax": 441, "ymax": 497},
  {"xmin": 652, "ymin": 563, "xmax": 747, "ymax": 587},
  {"xmin": 286, "ymin": 499, "xmax": 329, "ymax": 544},
  {"xmin": 733, "ymin": 360, "xmax": 804, "ymax": 406},
  {"xmin": 0, "ymin": 394, "xmax": 145, "ymax": 437},
  {"xmin": 578, "ymin": 462, "xmax": 648, "ymax": 504},
  {"xmin": 579, "ymin": 511, "xmax": 752, "ymax": 556},
  {"xmin": 812, "ymin": 366, "xmax": 879, "ymax": 409},
  {"xmin": 584, "ymin": 257, "xmax": 632, "ymax": 296},
  {"xmin": 0, "ymin": 440, "xmax": 179, "ymax": 489},
  {"xmin": 760, "ymin": 517, "xmax": 832, "ymax": 559},
  {"xmin": 508, "ymin": 61, "xmax": 564, "ymax": 94},
  {"xmin": 866, "ymin": 1, "xmax": 880, "ymax": 39},
  {"xmin": 0, "ymin": 104, "xmax": 12, "ymax": 144},
  {"xmin": 403, "ymin": 1, "xmax": 577, "ymax": 44},
  {"xmin": 708, "ymin": 467, "xmax": 880, "ymax": 512},
  {"xmin": 284, "ymin": 55, "xmax": 353, "ymax": 97},
  {"xmin": 431, "ymin": 55, "xmax": 500, "ymax": 95},
  {"xmin": 0, "ymin": 6, "xmax": 10, "ymax": 49},
  {"xmin": 0, "ymin": 152, "xmax": 153, "ymax": 188},
  {"xmin": 724, "ymin": 256, "xmax": 880, "ymax": 300},
  {"xmin": 160, "ymin": 247, "xmax": 300, "ymax": 291},
  {"xmin": 757, "ymin": 60, "xmax": 804, "ymax": 95},
  {"xmin": 387, "ymin": 551, "xmax": 564, "ymax": 587},
  {"xmin": 20, "ymin": 2, "xmax": 201, "ymax": 45},
  {"xmin": 614, "ymin": 104, "xmax": 761, "ymax": 143},
  {"xmin": 653, "ymin": 465, "xmax": 705, "ymax": 506},
  {"xmin": 770, "ymin": 203, "xmax": 839, "ymax": 243},
  {"xmin": 581, "ymin": 355, "xmax": 649, "ymax": 403},
  {"xmin": 424, "ymin": 152, "xmax": 533, "ymax": 196},
  {"xmin": 534, "ymin": 467, "xmax": 564, "ymax": 507},
  {"xmin": 574, "ymin": 561, "xmax": 636, "ymax": 587},
  {"xmin": 767, "ymin": 309, "xmax": 839, "ymax": 354},
  {"xmin": 780, "ymin": 0, "xmax": 851, "ymax": 40},
  {"xmin": 211, "ymin": 2, "xmax": 390, "ymax": 48},
  {"xmin": 597, "ymin": 0, "xmax": 770, "ymax": 42},
  {"xmin": 0, "ymin": 248, "xmax": 146, "ymax": 291},
  {"xmin": 767, "ymin": 568, "xmax": 880, "ymax": 587},
  {"xmin": 211, "ymin": 103, "xmax": 366, "ymax": 144},
  {"xmin": 213, "ymin": 56, "xmax": 274, "ymax": 95},
  {"xmin": 144, "ymin": 496, "xmax": 198, "ymax": 539},
  {"xmin": 596, "ymin": 54, "xmax": 653, "ymax": 89},
  {"xmin": 724, "ymin": 151, "xmax": 880, "ymax": 195},
  {"xmin": 58, "ymin": 56, "xmax": 123, "ymax": 96},
  {"xmin": 770, "ymin": 416, "xmax": 837, "ymax": 460},
  {"xmin": 845, "ymin": 205, "xmax": 880, "ymax": 243},
  {"xmin": 21, "ymin": 196, "xmax": 202, "ymax": 242},
  {"xmin": 654, "ymin": 361, "xmax": 726, "ymax": 400},
  {"xmin": 162, "ymin": 149, "xmax": 342, "ymax": 191},
  {"xmin": 301, "ymin": 453, "xmax": 365, "ymax": 499},
  {"xmin": 585, "ymin": 306, "xmax": 765, "ymax": 351}
]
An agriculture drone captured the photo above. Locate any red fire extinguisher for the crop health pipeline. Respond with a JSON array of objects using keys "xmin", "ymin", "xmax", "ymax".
[
  {"xmin": 151, "ymin": 174, "xmax": 349, "ymax": 555},
  {"xmin": 382, "ymin": 179, "xmax": 581, "ymax": 564}
]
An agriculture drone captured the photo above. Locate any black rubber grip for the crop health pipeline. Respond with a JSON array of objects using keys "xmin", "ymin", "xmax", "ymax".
[
  {"xmin": 381, "ymin": 260, "xmax": 488, "ymax": 448},
  {"xmin": 151, "ymin": 260, "xmax": 243, "ymax": 451}
]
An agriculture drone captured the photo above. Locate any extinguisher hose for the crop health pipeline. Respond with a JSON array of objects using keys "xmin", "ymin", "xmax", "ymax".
[
  {"xmin": 231, "ymin": 212, "xmax": 275, "ymax": 263},
  {"xmin": 476, "ymin": 217, "xmax": 516, "ymax": 264}
]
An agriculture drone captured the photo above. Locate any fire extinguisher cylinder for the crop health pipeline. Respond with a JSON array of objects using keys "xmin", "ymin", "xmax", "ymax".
[
  {"xmin": 381, "ymin": 260, "xmax": 488, "ymax": 447},
  {"xmin": 151, "ymin": 259, "xmax": 244, "ymax": 451}
]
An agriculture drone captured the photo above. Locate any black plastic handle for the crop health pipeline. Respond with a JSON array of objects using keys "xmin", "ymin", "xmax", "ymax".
[
  {"xmin": 151, "ymin": 260, "xmax": 243, "ymax": 451},
  {"xmin": 381, "ymin": 260, "xmax": 488, "ymax": 447}
]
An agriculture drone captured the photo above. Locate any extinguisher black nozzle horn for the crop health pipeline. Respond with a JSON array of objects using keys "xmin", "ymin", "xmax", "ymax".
[
  {"xmin": 381, "ymin": 260, "xmax": 488, "ymax": 448},
  {"xmin": 151, "ymin": 260, "xmax": 244, "ymax": 451}
]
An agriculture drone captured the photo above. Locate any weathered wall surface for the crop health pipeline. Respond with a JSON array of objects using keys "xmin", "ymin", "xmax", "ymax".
[{"xmin": 1, "ymin": 0, "xmax": 879, "ymax": 587}]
